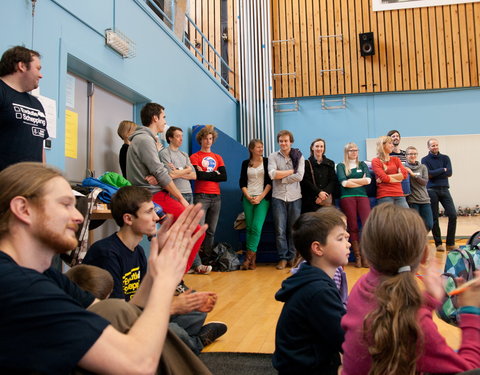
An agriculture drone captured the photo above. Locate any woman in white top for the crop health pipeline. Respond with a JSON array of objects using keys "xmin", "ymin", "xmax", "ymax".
[{"xmin": 239, "ymin": 139, "xmax": 272, "ymax": 270}]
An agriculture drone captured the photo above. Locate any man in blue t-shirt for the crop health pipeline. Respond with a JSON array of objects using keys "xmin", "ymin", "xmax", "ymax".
[
  {"xmin": 0, "ymin": 46, "xmax": 49, "ymax": 171},
  {"xmin": 84, "ymin": 185, "xmax": 227, "ymax": 354},
  {"xmin": 0, "ymin": 162, "xmax": 207, "ymax": 374},
  {"xmin": 421, "ymin": 138, "xmax": 457, "ymax": 252}
]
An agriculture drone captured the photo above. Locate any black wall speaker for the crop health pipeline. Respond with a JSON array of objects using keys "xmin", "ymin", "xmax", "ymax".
[{"xmin": 359, "ymin": 32, "xmax": 375, "ymax": 57}]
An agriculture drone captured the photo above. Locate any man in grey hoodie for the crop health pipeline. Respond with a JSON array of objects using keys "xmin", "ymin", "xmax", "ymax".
[
  {"xmin": 126, "ymin": 103, "xmax": 205, "ymax": 273},
  {"xmin": 126, "ymin": 102, "xmax": 189, "ymax": 207},
  {"xmin": 404, "ymin": 146, "xmax": 433, "ymax": 231}
]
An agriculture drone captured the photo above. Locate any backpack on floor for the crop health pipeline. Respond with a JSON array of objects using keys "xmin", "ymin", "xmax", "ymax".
[
  {"xmin": 437, "ymin": 245, "xmax": 480, "ymax": 326},
  {"xmin": 468, "ymin": 230, "xmax": 480, "ymax": 249},
  {"xmin": 201, "ymin": 242, "xmax": 240, "ymax": 272}
]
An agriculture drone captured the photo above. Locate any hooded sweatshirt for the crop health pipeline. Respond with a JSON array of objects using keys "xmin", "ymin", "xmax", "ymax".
[
  {"xmin": 273, "ymin": 263, "xmax": 345, "ymax": 375},
  {"xmin": 126, "ymin": 127, "xmax": 172, "ymax": 193},
  {"xmin": 341, "ymin": 269, "xmax": 480, "ymax": 375}
]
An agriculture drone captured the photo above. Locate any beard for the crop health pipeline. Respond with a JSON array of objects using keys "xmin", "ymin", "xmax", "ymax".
[{"xmin": 33, "ymin": 213, "xmax": 79, "ymax": 254}]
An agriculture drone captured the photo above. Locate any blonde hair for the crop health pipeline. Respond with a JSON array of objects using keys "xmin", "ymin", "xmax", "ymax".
[
  {"xmin": 376, "ymin": 136, "xmax": 392, "ymax": 162},
  {"xmin": 196, "ymin": 125, "xmax": 218, "ymax": 145},
  {"xmin": 65, "ymin": 265, "xmax": 114, "ymax": 300},
  {"xmin": 343, "ymin": 142, "xmax": 359, "ymax": 176},
  {"xmin": 361, "ymin": 203, "xmax": 427, "ymax": 375},
  {"xmin": 0, "ymin": 163, "xmax": 63, "ymax": 240},
  {"xmin": 117, "ymin": 120, "xmax": 137, "ymax": 142}
]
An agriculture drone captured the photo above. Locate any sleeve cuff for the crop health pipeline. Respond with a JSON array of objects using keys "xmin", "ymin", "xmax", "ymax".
[{"xmin": 458, "ymin": 306, "xmax": 480, "ymax": 316}]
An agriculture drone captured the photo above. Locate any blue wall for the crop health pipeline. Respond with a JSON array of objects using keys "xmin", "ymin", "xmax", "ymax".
[
  {"xmin": 274, "ymin": 88, "xmax": 480, "ymax": 164},
  {"xmin": 0, "ymin": 0, "xmax": 237, "ymax": 169}
]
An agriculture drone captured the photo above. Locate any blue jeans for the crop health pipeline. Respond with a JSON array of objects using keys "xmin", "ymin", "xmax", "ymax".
[
  {"xmin": 194, "ymin": 193, "xmax": 221, "ymax": 253},
  {"xmin": 428, "ymin": 187, "xmax": 457, "ymax": 246},
  {"xmin": 409, "ymin": 202, "xmax": 433, "ymax": 232},
  {"xmin": 169, "ymin": 310, "xmax": 207, "ymax": 354},
  {"xmin": 182, "ymin": 193, "xmax": 194, "ymax": 205},
  {"xmin": 377, "ymin": 196, "xmax": 409, "ymax": 208},
  {"xmin": 271, "ymin": 197, "xmax": 302, "ymax": 261}
]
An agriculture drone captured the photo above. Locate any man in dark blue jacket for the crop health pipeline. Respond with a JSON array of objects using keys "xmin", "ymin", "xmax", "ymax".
[{"xmin": 421, "ymin": 138, "xmax": 457, "ymax": 251}]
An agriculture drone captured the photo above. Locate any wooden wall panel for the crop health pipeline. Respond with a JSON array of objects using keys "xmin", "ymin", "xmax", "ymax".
[
  {"xmin": 187, "ymin": 0, "xmax": 480, "ymax": 99},
  {"xmin": 188, "ymin": 0, "xmax": 239, "ymax": 98},
  {"xmin": 271, "ymin": 0, "xmax": 480, "ymax": 98}
]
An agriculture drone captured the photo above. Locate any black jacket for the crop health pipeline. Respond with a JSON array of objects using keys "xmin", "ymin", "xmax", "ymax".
[
  {"xmin": 272, "ymin": 263, "xmax": 345, "ymax": 375},
  {"xmin": 301, "ymin": 155, "xmax": 337, "ymax": 212},
  {"xmin": 239, "ymin": 157, "xmax": 272, "ymax": 200}
]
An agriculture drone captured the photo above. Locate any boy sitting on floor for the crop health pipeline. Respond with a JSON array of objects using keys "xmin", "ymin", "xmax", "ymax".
[{"xmin": 272, "ymin": 207, "xmax": 350, "ymax": 375}]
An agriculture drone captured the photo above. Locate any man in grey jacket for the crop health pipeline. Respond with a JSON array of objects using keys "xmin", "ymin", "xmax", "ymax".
[{"xmin": 126, "ymin": 103, "xmax": 189, "ymax": 208}]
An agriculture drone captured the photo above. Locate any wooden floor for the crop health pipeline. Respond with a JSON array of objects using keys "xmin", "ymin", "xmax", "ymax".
[{"xmin": 184, "ymin": 216, "xmax": 479, "ymax": 353}]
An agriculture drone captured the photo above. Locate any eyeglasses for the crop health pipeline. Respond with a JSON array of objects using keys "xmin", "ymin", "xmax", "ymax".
[
  {"xmin": 406, "ymin": 153, "xmax": 418, "ymax": 156},
  {"xmin": 348, "ymin": 149, "xmax": 359, "ymax": 152}
]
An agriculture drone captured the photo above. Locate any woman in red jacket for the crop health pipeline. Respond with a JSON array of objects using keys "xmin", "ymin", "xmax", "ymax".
[{"xmin": 371, "ymin": 135, "xmax": 408, "ymax": 207}]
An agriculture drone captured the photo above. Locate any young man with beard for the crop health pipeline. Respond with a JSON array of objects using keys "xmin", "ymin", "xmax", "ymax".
[
  {"xmin": 0, "ymin": 162, "xmax": 206, "ymax": 374},
  {"xmin": 83, "ymin": 186, "xmax": 227, "ymax": 353},
  {"xmin": 387, "ymin": 129, "xmax": 406, "ymax": 162}
]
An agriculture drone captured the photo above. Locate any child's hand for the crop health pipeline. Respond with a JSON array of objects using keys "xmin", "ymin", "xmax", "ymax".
[
  {"xmin": 420, "ymin": 257, "xmax": 445, "ymax": 302},
  {"xmin": 458, "ymin": 271, "xmax": 480, "ymax": 308}
]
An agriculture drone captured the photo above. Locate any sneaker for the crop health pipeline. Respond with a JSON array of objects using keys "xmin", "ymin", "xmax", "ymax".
[
  {"xmin": 199, "ymin": 322, "xmax": 228, "ymax": 347},
  {"xmin": 436, "ymin": 244, "xmax": 445, "ymax": 252},
  {"xmin": 195, "ymin": 265, "xmax": 212, "ymax": 275},
  {"xmin": 276, "ymin": 260, "xmax": 287, "ymax": 270}
]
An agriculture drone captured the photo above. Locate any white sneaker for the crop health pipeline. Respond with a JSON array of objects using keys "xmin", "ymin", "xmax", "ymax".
[{"xmin": 195, "ymin": 265, "xmax": 212, "ymax": 275}]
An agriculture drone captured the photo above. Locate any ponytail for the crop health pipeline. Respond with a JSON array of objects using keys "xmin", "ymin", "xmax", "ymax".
[
  {"xmin": 364, "ymin": 272, "xmax": 422, "ymax": 375},
  {"xmin": 360, "ymin": 203, "xmax": 428, "ymax": 375}
]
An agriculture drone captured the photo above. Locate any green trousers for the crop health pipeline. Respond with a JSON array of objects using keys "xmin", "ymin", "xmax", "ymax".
[{"xmin": 242, "ymin": 196, "xmax": 270, "ymax": 253}]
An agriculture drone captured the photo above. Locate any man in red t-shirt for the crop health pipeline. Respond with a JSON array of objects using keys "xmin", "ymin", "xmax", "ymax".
[{"xmin": 190, "ymin": 126, "xmax": 227, "ymax": 265}]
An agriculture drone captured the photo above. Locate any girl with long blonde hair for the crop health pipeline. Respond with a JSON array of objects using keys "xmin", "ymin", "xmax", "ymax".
[
  {"xmin": 341, "ymin": 203, "xmax": 480, "ymax": 375},
  {"xmin": 336, "ymin": 142, "xmax": 371, "ymax": 267}
]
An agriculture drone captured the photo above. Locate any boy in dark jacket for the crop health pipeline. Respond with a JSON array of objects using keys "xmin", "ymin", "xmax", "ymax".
[{"xmin": 273, "ymin": 207, "xmax": 350, "ymax": 375}]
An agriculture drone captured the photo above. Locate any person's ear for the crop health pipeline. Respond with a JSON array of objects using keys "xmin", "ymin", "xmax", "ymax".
[
  {"xmin": 311, "ymin": 241, "xmax": 323, "ymax": 257},
  {"xmin": 123, "ymin": 213, "xmax": 134, "ymax": 226},
  {"xmin": 16, "ymin": 61, "xmax": 28, "ymax": 73},
  {"xmin": 420, "ymin": 244, "xmax": 430, "ymax": 265},
  {"xmin": 9, "ymin": 196, "xmax": 34, "ymax": 225}
]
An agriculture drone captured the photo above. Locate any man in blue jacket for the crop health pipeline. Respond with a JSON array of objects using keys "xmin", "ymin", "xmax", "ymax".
[{"xmin": 421, "ymin": 138, "xmax": 457, "ymax": 251}]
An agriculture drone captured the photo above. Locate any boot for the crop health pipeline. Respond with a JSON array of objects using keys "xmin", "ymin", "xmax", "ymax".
[
  {"xmin": 248, "ymin": 251, "xmax": 256, "ymax": 270},
  {"xmin": 351, "ymin": 240, "xmax": 362, "ymax": 268},
  {"xmin": 241, "ymin": 250, "xmax": 254, "ymax": 270}
]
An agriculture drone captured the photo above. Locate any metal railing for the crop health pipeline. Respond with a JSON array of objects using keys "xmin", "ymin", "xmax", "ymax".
[
  {"xmin": 183, "ymin": 14, "xmax": 233, "ymax": 90},
  {"xmin": 144, "ymin": 0, "xmax": 175, "ymax": 29}
]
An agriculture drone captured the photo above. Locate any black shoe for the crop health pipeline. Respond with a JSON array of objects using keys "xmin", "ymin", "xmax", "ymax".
[
  {"xmin": 175, "ymin": 280, "xmax": 190, "ymax": 295},
  {"xmin": 199, "ymin": 322, "xmax": 228, "ymax": 347}
]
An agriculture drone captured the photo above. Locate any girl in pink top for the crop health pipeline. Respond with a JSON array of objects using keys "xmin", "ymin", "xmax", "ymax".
[
  {"xmin": 371, "ymin": 135, "xmax": 408, "ymax": 208},
  {"xmin": 341, "ymin": 203, "xmax": 480, "ymax": 375}
]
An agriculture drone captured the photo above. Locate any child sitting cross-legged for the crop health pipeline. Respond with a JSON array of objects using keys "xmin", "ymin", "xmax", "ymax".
[
  {"xmin": 273, "ymin": 206, "xmax": 351, "ymax": 375},
  {"xmin": 341, "ymin": 203, "xmax": 480, "ymax": 375}
]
